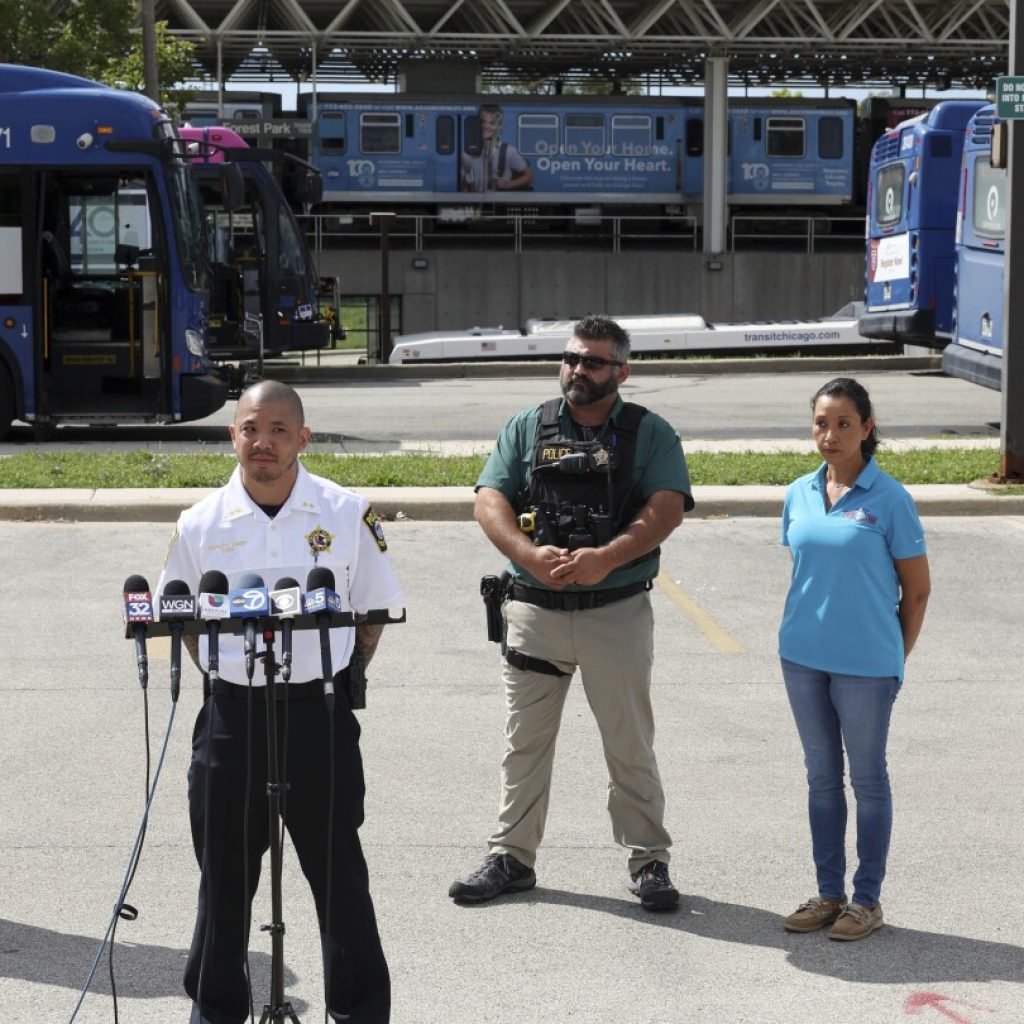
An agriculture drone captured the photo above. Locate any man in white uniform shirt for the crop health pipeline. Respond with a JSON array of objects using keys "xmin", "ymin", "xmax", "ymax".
[{"xmin": 158, "ymin": 380, "xmax": 402, "ymax": 1024}]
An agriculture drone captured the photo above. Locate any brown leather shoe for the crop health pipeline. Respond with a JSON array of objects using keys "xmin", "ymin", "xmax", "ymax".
[
  {"xmin": 782, "ymin": 896, "xmax": 848, "ymax": 933},
  {"xmin": 828, "ymin": 902, "xmax": 884, "ymax": 941}
]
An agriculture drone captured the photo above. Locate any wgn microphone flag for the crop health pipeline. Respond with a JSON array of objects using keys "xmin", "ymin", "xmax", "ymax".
[
  {"xmin": 123, "ymin": 575, "xmax": 154, "ymax": 690},
  {"xmin": 198, "ymin": 570, "xmax": 230, "ymax": 685},
  {"xmin": 160, "ymin": 580, "xmax": 196, "ymax": 702}
]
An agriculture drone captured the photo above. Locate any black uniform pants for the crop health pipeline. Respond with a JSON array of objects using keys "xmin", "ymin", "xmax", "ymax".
[{"xmin": 185, "ymin": 684, "xmax": 390, "ymax": 1024}]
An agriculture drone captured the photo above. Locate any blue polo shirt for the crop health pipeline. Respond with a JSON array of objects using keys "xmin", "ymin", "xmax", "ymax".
[
  {"xmin": 476, "ymin": 396, "xmax": 692, "ymax": 590},
  {"xmin": 778, "ymin": 458, "xmax": 926, "ymax": 679}
]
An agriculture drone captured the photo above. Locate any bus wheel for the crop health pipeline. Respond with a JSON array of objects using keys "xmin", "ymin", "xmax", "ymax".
[{"xmin": 0, "ymin": 365, "xmax": 14, "ymax": 440}]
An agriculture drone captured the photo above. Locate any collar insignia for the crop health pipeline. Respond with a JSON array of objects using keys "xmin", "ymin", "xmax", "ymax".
[{"xmin": 306, "ymin": 524, "xmax": 334, "ymax": 561}]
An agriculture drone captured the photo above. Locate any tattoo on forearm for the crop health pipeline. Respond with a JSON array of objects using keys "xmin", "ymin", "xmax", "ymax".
[{"xmin": 355, "ymin": 622, "xmax": 385, "ymax": 667}]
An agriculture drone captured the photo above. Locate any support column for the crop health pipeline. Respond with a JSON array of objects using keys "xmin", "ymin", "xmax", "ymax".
[
  {"xmin": 702, "ymin": 56, "xmax": 729, "ymax": 255},
  {"xmin": 1000, "ymin": 0, "xmax": 1024, "ymax": 480}
]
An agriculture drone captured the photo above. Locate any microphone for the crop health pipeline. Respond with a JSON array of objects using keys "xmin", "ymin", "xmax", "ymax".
[
  {"xmin": 271, "ymin": 577, "xmax": 302, "ymax": 683},
  {"xmin": 122, "ymin": 574, "xmax": 154, "ymax": 690},
  {"xmin": 198, "ymin": 570, "xmax": 230, "ymax": 685},
  {"xmin": 159, "ymin": 580, "xmax": 197, "ymax": 702},
  {"xmin": 305, "ymin": 567, "xmax": 339, "ymax": 705},
  {"xmin": 229, "ymin": 572, "xmax": 269, "ymax": 679}
]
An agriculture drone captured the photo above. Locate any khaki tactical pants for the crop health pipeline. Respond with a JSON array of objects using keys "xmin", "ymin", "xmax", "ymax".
[{"xmin": 489, "ymin": 591, "xmax": 672, "ymax": 875}]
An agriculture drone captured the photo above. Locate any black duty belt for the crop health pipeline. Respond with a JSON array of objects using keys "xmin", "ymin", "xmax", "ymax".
[
  {"xmin": 508, "ymin": 579, "xmax": 652, "ymax": 611},
  {"xmin": 212, "ymin": 678, "xmax": 328, "ymax": 701}
]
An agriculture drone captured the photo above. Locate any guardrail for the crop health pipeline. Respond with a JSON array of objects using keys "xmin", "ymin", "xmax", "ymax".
[
  {"xmin": 729, "ymin": 215, "xmax": 864, "ymax": 254},
  {"xmin": 296, "ymin": 211, "xmax": 699, "ymax": 254},
  {"xmin": 297, "ymin": 210, "xmax": 864, "ymax": 256}
]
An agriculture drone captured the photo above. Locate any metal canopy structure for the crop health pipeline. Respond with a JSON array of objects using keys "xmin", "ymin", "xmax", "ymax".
[{"xmin": 159, "ymin": 0, "xmax": 1009, "ymax": 91}]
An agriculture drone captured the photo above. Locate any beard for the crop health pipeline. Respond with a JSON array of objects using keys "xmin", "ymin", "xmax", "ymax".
[{"xmin": 561, "ymin": 373, "xmax": 618, "ymax": 406}]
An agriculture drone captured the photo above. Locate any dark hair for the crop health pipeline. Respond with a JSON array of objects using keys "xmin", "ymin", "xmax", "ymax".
[
  {"xmin": 811, "ymin": 377, "xmax": 880, "ymax": 458},
  {"xmin": 478, "ymin": 104, "xmax": 503, "ymax": 123},
  {"xmin": 572, "ymin": 315, "xmax": 631, "ymax": 362}
]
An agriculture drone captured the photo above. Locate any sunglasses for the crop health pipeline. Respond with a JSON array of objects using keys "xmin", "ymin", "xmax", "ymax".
[{"xmin": 561, "ymin": 351, "xmax": 624, "ymax": 371}]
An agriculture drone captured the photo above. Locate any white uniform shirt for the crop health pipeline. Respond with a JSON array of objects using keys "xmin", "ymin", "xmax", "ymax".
[{"xmin": 157, "ymin": 464, "xmax": 404, "ymax": 685}]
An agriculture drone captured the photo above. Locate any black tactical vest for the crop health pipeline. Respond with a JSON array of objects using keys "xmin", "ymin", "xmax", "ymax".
[{"xmin": 517, "ymin": 398, "xmax": 651, "ymax": 552}]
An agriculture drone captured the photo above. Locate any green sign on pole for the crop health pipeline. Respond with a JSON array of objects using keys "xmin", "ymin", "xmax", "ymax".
[{"xmin": 996, "ymin": 76, "xmax": 1024, "ymax": 119}]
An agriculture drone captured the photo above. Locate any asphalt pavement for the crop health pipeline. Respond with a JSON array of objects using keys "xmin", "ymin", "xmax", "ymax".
[{"xmin": 1, "ymin": 517, "xmax": 1021, "ymax": 1024}]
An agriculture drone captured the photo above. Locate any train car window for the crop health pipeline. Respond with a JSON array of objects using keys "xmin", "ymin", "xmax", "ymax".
[
  {"xmin": 753, "ymin": 118, "xmax": 761, "ymax": 142},
  {"xmin": 655, "ymin": 116, "xmax": 664, "ymax": 141},
  {"xmin": 611, "ymin": 115, "xmax": 652, "ymax": 156},
  {"xmin": 928, "ymin": 135, "xmax": 953, "ymax": 158},
  {"xmin": 818, "ymin": 117, "xmax": 844, "ymax": 159},
  {"xmin": 518, "ymin": 113, "xmax": 559, "ymax": 156},
  {"xmin": 436, "ymin": 115, "xmax": 455, "ymax": 155},
  {"xmin": 405, "ymin": 114, "xmax": 415, "ymax": 137},
  {"xmin": 318, "ymin": 111, "xmax": 346, "ymax": 155},
  {"xmin": 685, "ymin": 118, "xmax": 703, "ymax": 157},
  {"xmin": 463, "ymin": 116, "xmax": 482, "ymax": 157},
  {"xmin": 875, "ymin": 163, "xmax": 905, "ymax": 226},
  {"xmin": 565, "ymin": 114, "xmax": 605, "ymax": 156},
  {"xmin": 360, "ymin": 113, "xmax": 401, "ymax": 154},
  {"xmin": 766, "ymin": 117, "xmax": 805, "ymax": 158},
  {"xmin": 972, "ymin": 156, "xmax": 1006, "ymax": 239}
]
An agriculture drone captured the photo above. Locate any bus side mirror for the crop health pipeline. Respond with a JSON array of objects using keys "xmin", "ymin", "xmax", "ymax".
[
  {"xmin": 219, "ymin": 163, "xmax": 246, "ymax": 211},
  {"xmin": 991, "ymin": 122, "xmax": 1007, "ymax": 170}
]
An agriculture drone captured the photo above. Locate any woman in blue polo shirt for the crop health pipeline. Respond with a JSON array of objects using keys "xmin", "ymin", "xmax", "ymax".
[{"xmin": 778, "ymin": 377, "xmax": 930, "ymax": 942}]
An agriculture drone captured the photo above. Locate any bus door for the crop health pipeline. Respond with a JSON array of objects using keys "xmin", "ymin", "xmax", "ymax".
[
  {"xmin": 37, "ymin": 171, "xmax": 167, "ymax": 417},
  {"xmin": 194, "ymin": 165, "xmax": 260, "ymax": 360}
]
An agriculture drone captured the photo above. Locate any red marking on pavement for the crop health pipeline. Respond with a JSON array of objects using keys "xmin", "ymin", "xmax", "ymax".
[{"xmin": 904, "ymin": 992, "xmax": 997, "ymax": 1023}]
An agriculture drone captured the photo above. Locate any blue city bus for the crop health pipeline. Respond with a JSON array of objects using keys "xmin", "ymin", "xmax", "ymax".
[
  {"xmin": 942, "ymin": 104, "xmax": 1006, "ymax": 390},
  {"xmin": 0, "ymin": 64, "xmax": 228, "ymax": 438},
  {"xmin": 306, "ymin": 94, "xmax": 856, "ymax": 213},
  {"xmin": 858, "ymin": 100, "xmax": 986, "ymax": 347},
  {"xmin": 180, "ymin": 125, "xmax": 331, "ymax": 360}
]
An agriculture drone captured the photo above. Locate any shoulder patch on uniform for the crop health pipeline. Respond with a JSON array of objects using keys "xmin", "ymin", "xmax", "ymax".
[{"xmin": 363, "ymin": 508, "xmax": 387, "ymax": 551}]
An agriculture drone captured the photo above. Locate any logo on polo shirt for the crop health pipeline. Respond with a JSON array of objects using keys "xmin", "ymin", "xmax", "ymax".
[{"xmin": 843, "ymin": 507, "xmax": 878, "ymax": 525}]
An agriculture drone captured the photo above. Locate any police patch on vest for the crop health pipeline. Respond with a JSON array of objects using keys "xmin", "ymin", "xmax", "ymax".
[
  {"xmin": 363, "ymin": 509, "xmax": 387, "ymax": 551},
  {"xmin": 305, "ymin": 524, "xmax": 334, "ymax": 559}
]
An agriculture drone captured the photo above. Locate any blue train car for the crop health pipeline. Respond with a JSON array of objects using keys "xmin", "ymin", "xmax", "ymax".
[
  {"xmin": 306, "ymin": 94, "xmax": 856, "ymax": 212},
  {"xmin": 943, "ymin": 104, "xmax": 1005, "ymax": 390},
  {"xmin": 858, "ymin": 100, "xmax": 985, "ymax": 347}
]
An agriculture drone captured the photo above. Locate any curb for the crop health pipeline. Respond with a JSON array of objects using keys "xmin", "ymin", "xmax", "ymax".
[
  {"xmin": 270, "ymin": 354, "xmax": 942, "ymax": 382},
  {"xmin": 1, "ymin": 483, "xmax": 1021, "ymax": 522}
]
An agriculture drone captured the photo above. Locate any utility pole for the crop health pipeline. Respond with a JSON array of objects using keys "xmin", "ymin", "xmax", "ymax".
[{"xmin": 140, "ymin": 0, "xmax": 160, "ymax": 103}]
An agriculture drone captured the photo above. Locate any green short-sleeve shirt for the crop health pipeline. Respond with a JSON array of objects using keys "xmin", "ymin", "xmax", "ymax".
[{"xmin": 476, "ymin": 396, "xmax": 692, "ymax": 590}]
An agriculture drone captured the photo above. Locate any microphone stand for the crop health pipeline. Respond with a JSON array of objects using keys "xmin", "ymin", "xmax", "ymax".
[{"xmin": 257, "ymin": 624, "xmax": 302, "ymax": 1024}]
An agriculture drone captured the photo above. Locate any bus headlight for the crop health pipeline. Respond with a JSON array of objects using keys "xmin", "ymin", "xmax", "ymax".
[{"xmin": 185, "ymin": 329, "xmax": 207, "ymax": 357}]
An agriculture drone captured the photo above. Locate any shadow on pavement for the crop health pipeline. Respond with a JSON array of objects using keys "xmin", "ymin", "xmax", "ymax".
[
  {"xmin": 473, "ymin": 889, "xmax": 1024, "ymax": 985},
  {"xmin": 0, "ymin": 918, "xmax": 304, "ymax": 1007}
]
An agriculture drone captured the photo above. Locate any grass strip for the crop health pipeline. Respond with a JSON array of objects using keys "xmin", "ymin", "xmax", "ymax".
[{"xmin": 0, "ymin": 448, "xmax": 1005, "ymax": 489}]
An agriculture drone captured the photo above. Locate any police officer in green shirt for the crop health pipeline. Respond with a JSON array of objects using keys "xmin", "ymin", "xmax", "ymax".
[{"xmin": 449, "ymin": 315, "xmax": 694, "ymax": 911}]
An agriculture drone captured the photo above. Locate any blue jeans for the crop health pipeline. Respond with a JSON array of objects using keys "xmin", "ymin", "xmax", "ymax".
[{"xmin": 781, "ymin": 658, "xmax": 902, "ymax": 908}]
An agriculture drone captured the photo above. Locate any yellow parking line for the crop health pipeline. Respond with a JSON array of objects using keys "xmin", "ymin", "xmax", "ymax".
[{"xmin": 656, "ymin": 570, "xmax": 744, "ymax": 654}]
